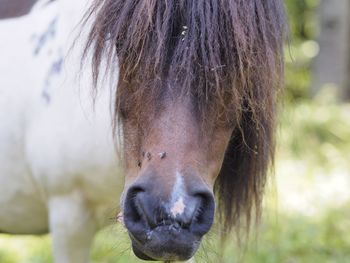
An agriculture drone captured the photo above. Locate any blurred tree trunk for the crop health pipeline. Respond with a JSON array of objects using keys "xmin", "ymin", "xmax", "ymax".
[
  {"xmin": 312, "ymin": 0, "xmax": 350, "ymax": 101},
  {"xmin": 346, "ymin": 3, "xmax": 350, "ymax": 100}
]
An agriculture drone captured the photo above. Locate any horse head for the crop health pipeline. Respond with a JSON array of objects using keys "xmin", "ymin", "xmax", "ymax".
[
  {"xmin": 84, "ymin": 0, "xmax": 285, "ymax": 260},
  {"xmin": 121, "ymin": 96, "xmax": 232, "ymax": 260}
]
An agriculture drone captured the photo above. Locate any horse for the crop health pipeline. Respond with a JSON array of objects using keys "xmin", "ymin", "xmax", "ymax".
[{"xmin": 0, "ymin": 0, "xmax": 285, "ymax": 262}]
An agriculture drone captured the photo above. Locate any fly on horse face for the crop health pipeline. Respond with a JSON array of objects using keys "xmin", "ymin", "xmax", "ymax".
[{"xmin": 0, "ymin": 0, "xmax": 285, "ymax": 262}]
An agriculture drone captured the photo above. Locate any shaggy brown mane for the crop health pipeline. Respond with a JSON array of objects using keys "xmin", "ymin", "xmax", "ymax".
[{"xmin": 83, "ymin": 0, "xmax": 285, "ymax": 235}]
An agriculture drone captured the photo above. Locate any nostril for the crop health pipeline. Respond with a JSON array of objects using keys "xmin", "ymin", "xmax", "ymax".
[
  {"xmin": 124, "ymin": 186, "xmax": 145, "ymax": 223},
  {"xmin": 190, "ymin": 191, "xmax": 215, "ymax": 235},
  {"xmin": 124, "ymin": 184, "xmax": 161, "ymax": 230},
  {"xmin": 193, "ymin": 193, "xmax": 211, "ymax": 223}
]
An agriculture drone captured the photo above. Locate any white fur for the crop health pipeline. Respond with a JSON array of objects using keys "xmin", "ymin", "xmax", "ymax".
[
  {"xmin": 0, "ymin": 1, "xmax": 123, "ymax": 262},
  {"xmin": 170, "ymin": 172, "xmax": 186, "ymax": 217},
  {"xmin": 171, "ymin": 172, "xmax": 185, "ymax": 201},
  {"xmin": 170, "ymin": 197, "xmax": 186, "ymax": 217}
]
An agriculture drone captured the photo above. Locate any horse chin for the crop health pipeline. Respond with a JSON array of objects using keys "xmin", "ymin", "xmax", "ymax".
[
  {"xmin": 129, "ymin": 227, "xmax": 200, "ymax": 261},
  {"xmin": 131, "ymin": 244, "xmax": 156, "ymax": 261}
]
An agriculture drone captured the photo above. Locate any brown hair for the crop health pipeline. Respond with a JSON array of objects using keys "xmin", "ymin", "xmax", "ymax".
[{"xmin": 83, "ymin": 0, "xmax": 286, "ymax": 234}]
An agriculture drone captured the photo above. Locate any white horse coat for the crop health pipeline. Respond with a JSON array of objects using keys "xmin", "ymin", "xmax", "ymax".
[{"xmin": 0, "ymin": 0, "xmax": 123, "ymax": 261}]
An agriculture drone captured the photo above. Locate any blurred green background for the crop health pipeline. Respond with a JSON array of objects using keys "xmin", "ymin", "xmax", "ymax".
[{"xmin": 1, "ymin": 0, "xmax": 350, "ymax": 262}]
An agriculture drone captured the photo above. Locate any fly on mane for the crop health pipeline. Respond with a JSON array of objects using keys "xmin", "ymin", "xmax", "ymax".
[{"xmin": 83, "ymin": 0, "xmax": 285, "ymax": 235}]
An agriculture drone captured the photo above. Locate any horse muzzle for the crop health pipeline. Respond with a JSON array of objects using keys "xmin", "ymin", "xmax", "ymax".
[{"xmin": 123, "ymin": 174, "xmax": 215, "ymax": 261}]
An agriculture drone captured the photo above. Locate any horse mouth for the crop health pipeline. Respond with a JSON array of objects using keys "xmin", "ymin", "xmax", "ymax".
[
  {"xmin": 129, "ymin": 224, "xmax": 200, "ymax": 261},
  {"xmin": 123, "ymin": 172, "xmax": 215, "ymax": 261}
]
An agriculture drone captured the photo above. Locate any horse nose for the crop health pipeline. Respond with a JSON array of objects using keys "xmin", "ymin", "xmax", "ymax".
[
  {"xmin": 123, "ymin": 177, "xmax": 215, "ymax": 260},
  {"xmin": 124, "ymin": 182, "xmax": 215, "ymax": 236}
]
